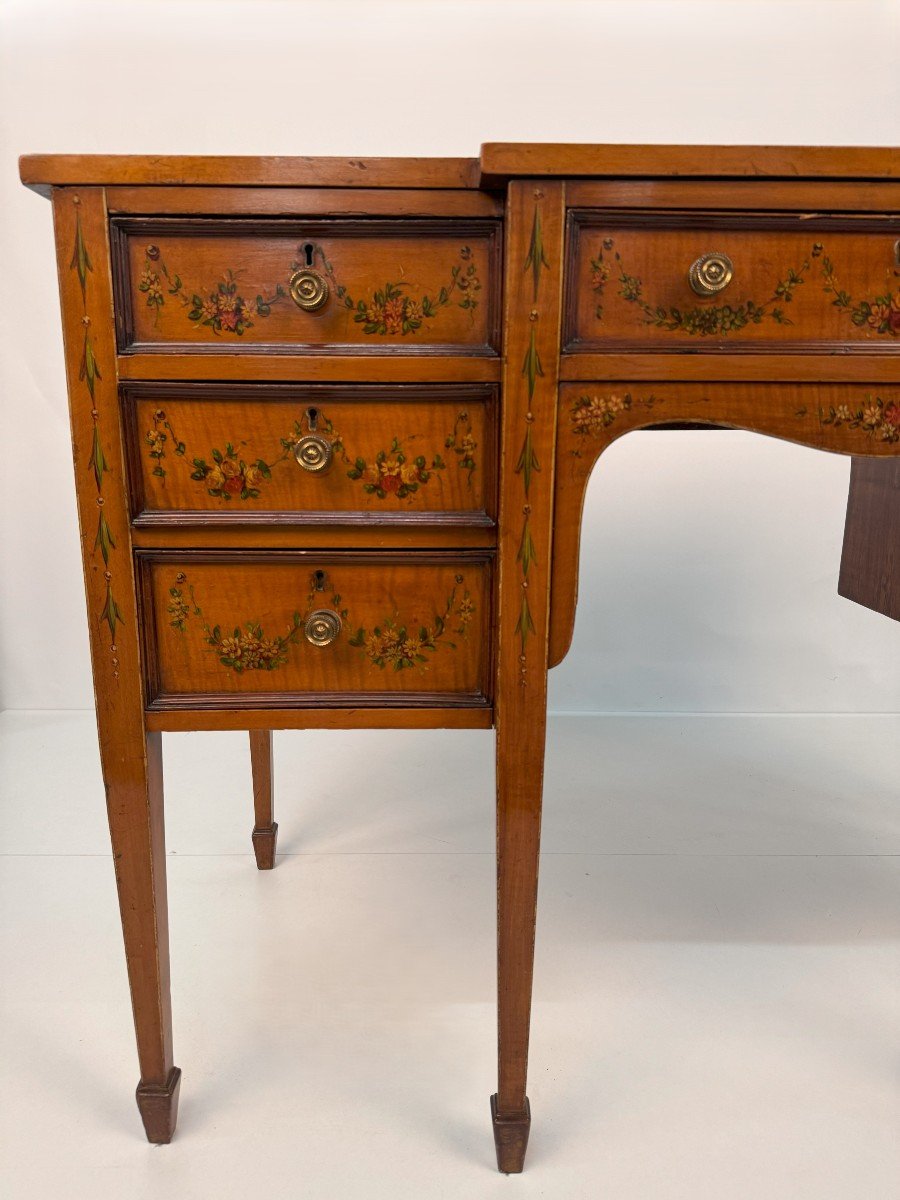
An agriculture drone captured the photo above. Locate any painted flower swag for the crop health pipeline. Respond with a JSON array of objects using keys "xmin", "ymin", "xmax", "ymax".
[
  {"xmin": 167, "ymin": 572, "xmax": 475, "ymax": 675},
  {"xmin": 568, "ymin": 390, "xmax": 900, "ymax": 447},
  {"xmin": 146, "ymin": 409, "xmax": 478, "ymax": 502},
  {"xmin": 589, "ymin": 239, "xmax": 900, "ymax": 337},
  {"xmin": 139, "ymin": 243, "xmax": 482, "ymax": 337}
]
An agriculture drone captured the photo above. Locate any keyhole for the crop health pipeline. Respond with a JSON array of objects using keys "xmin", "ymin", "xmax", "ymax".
[
  {"xmin": 313, "ymin": 570, "xmax": 326, "ymax": 592},
  {"xmin": 306, "ymin": 406, "xmax": 319, "ymax": 431},
  {"xmin": 303, "ymin": 242, "xmax": 315, "ymax": 266}
]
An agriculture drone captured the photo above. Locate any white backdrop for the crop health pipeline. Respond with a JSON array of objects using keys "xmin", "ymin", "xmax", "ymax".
[{"xmin": 1, "ymin": 0, "xmax": 898, "ymax": 713}]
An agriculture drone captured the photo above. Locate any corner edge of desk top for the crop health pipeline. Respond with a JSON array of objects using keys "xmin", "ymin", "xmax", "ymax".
[
  {"xmin": 17, "ymin": 154, "xmax": 484, "ymax": 196},
  {"xmin": 478, "ymin": 142, "xmax": 900, "ymax": 185}
]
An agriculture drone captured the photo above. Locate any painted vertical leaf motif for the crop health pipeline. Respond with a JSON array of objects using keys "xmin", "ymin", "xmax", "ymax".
[
  {"xmin": 514, "ymin": 201, "xmax": 550, "ymax": 668},
  {"xmin": 72, "ymin": 197, "xmax": 122, "ymax": 658},
  {"xmin": 523, "ymin": 206, "xmax": 550, "ymax": 302}
]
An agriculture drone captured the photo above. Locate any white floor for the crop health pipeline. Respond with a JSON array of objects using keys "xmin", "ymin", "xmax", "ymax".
[{"xmin": 1, "ymin": 710, "xmax": 898, "ymax": 1199}]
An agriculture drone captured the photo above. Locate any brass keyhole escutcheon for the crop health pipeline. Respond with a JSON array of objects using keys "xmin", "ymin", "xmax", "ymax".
[
  {"xmin": 293, "ymin": 434, "xmax": 333, "ymax": 473},
  {"xmin": 304, "ymin": 609, "xmax": 342, "ymax": 647},
  {"xmin": 289, "ymin": 268, "xmax": 329, "ymax": 311},
  {"xmin": 688, "ymin": 252, "xmax": 734, "ymax": 296}
]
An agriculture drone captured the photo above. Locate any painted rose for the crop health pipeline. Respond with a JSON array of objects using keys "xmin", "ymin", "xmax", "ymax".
[
  {"xmin": 868, "ymin": 303, "xmax": 891, "ymax": 330},
  {"xmin": 243, "ymin": 463, "xmax": 263, "ymax": 489}
]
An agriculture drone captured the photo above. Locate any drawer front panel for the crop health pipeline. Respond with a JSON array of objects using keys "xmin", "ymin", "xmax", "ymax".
[
  {"xmin": 125, "ymin": 384, "xmax": 496, "ymax": 526},
  {"xmin": 565, "ymin": 213, "xmax": 900, "ymax": 353},
  {"xmin": 142, "ymin": 552, "xmax": 492, "ymax": 707},
  {"xmin": 111, "ymin": 218, "xmax": 501, "ymax": 355}
]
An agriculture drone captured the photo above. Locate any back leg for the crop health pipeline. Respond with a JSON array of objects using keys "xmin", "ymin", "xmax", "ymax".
[{"xmin": 249, "ymin": 730, "xmax": 278, "ymax": 870}]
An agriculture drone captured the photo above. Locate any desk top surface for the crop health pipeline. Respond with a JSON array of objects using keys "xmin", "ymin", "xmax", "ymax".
[{"xmin": 20, "ymin": 144, "xmax": 899, "ymax": 196}]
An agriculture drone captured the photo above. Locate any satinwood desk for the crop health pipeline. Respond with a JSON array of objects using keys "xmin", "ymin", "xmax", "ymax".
[{"xmin": 19, "ymin": 144, "xmax": 899, "ymax": 1171}]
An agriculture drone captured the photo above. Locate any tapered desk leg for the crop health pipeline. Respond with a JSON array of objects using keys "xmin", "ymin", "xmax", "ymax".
[
  {"xmin": 250, "ymin": 730, "xmax": 277, "ymax": 870},
  {"xmin": 51, "ymin": 188, "xmax": 181, "ymax": 1142},
  {"xmin": 104, "ymin": 731, "xmax": 180, "ymax": 1143},
  {"xmin": 493, "ymin": 703, "xmax": 546, "ymax": 1171},
  {"xmin": 491, "ymin": 179, "xmax": 565, "ymax": 1173}
]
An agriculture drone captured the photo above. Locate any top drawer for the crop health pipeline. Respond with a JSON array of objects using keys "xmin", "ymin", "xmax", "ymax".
[
  {"xmin": 110, "ymin": 217, "xmax": 502, "ymax": 356},
  {"xmin": 564, "ymin": 212, "xmax": 900, "ymax": 353}
]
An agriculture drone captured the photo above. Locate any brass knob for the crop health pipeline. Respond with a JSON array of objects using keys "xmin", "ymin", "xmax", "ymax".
[
  {"xmin": 293, "ymin": 434, "xmax": 333, "ymax": 473},
  {"xmin": 304, "ymin": 609, "xmax": 342, "ymax": 647},
  {"xmin": 688, "ymin": 252, "xmax": 734, "ymax": 296},
  {"xmin": 289, "ymin": 268, "xmax": 329, "ymax": 311}
]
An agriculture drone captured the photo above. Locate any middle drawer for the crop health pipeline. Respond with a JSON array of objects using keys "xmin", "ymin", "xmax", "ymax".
[{"xmin": 123, "ymin": 383, "xmax": 497, "ymax": 527}]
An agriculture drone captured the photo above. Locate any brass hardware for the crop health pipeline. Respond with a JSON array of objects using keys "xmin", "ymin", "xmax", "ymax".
[
  {"xmin": 293, "ymin": 434, "xmax": 333, "ymax": 473},
  {"xmin": 289, "ymin": 267, "xmax": 329, "ymax": 311},
  {"xmin": 688, "ymin": 252, "xmax": 734, "ymax": 296},
  {"xmin": 304, "ymin": 609, "xmax": 341, "ymax": 647}
]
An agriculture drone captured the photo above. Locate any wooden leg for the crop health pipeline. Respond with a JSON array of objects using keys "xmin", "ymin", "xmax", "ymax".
[
  {"xmin": 492, "ymin": 700, "xmax": 546, "ymax": 1172},
  {"xmin": 490, "ymin": 180, "xmax": 565, "ymax": 1172},
  {"xmin": 250, "ymin": 730, "xmax": 277, "ymax": 870},
  {"xmin": 51, "ymin": 190, "xmax": 180, "ymax": 1143},
  {"xmin": 839, "ymin": 457, "xmax": 900, "ymax": 621},
  {"xmin": 105, "ymin": 730, "xmax": 180, "ymax": 1143}
]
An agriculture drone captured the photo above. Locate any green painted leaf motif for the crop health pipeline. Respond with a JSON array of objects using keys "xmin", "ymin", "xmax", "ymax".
[
  {"xmin": 94, "ymin": 511, "xmax": 115, "ymax": 565},
  {"xmin": 514, "ymin": 592, "xmax": 536, "ymax": 653},
  {"xmin": 70, "ymin": 209, "xmax": 93, "ymax": 303},
  {"xmin": 516, "ymin": 517, "xmax": 537, "ymax": 576},
  {"xmin": 521, "ymin": 328, "xmax": 544, "ymax": 401},
  {"xmin": 523, "ymin": 204, "xmax": 550, "ymax": 301},
  {"xmin": 79, "ymin": 331, "xmax": 101, "ymax": 400},
  {"xmin": 100, "ymin": 581, "xmax": 124, "ymax": 642},
  {"xmin": 89, "ymin": 425, "xmax": 108, "ymax": 491},
  {"xmin": 515, "ymin": 427, "xmax": 540, "ymax": 498}
]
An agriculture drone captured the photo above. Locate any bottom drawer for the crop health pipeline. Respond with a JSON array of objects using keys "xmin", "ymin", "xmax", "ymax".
[{"xmin": 140, "ymin": 551, "xmax": 492, "ymax": 709}]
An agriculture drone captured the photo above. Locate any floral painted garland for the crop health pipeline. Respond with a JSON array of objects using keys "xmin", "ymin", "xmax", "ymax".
[
  {"xmin": 589, "ymin": 239, "xmax": 900, "ymax": 337},
  {"xmin": 139, "ymin": 243, "xmax": 481, "ymax": 337},
  {"xmin": 145, "ymin": 408, "xmax": 478, "ymax": 501},
  {"xmin": 568, "ymin": 390, "xmax": 900, "ymax": 445},
  {"xmin": 166, "ymin": 572, "xmax": 474, "ymax": 675}
]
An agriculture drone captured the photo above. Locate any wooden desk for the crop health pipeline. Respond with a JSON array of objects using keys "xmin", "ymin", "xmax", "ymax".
[{"xmin": 19, "ymin": 145, "xmax": 899, "ymax": 1172}]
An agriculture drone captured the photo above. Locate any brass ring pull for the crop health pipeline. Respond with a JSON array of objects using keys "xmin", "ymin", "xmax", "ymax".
[
  {"xmin": 304, "ymin": 609, "xmax": 342, "ymax": 647},
  {"xmin": 688, "ymin": 252, "xmax": 734, "ymax": 296},
  {"xmin": 289, "ymin": 268, "xmax": 329, "ymax": 311},
  {"xmin": 293, "ymin": 434, "xmax": 333, "ymax": 473}
]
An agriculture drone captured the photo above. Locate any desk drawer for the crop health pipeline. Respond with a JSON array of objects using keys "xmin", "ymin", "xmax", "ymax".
[
  {"xmin": 125, "ymin": 383, "xmax": 496, "ymax": 527},
  {"xmin": 565, "ymin": 212, "xmax": 900, "ymax": 353},
  {"xmin": 111, "ymin": 217, "xmax": 501, "ymax": 355},
  {"xmin": 140, "ymin": 551, "xmax": 492, "ymax": 708}
]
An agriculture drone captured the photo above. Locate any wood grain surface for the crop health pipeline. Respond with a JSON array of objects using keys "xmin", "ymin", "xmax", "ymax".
[{"xmin": 124, "ymin": 383, "xmax": 496, "ymax": 525}]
